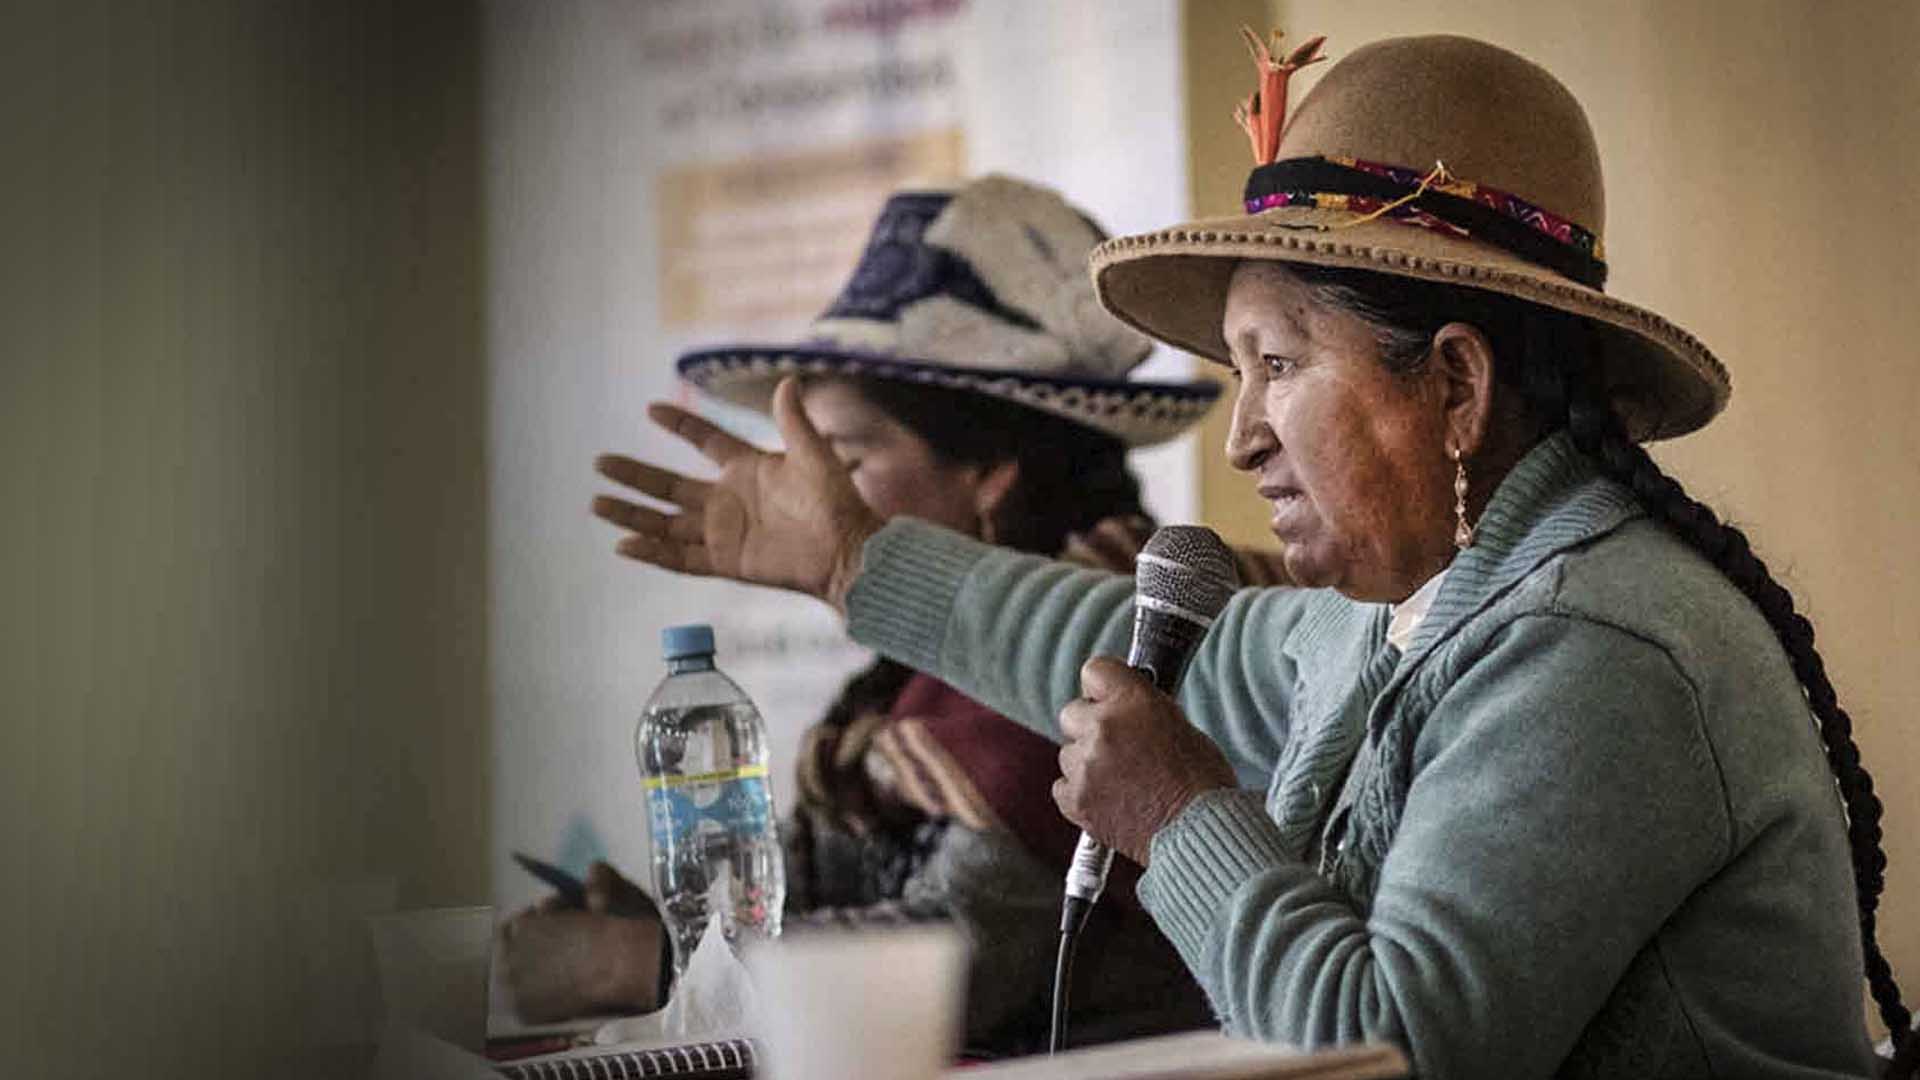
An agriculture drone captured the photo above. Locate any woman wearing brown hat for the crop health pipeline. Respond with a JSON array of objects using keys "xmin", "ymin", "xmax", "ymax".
[{"xmin": 594, "ymin": 34, "xmax": 1911, "ymax": 1079}]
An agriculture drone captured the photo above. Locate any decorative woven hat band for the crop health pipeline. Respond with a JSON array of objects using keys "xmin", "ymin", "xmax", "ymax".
[
  {"xmin": 1243, "ymin": 155, "xmax": 1609, "ymax": 289},
  {"xmin": 814, "ymin": 191, "xmax": 1047, "ymax": 334}
]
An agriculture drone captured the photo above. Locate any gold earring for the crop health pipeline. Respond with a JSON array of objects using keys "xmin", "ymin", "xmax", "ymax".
[{"xmin": 1451, "ymin": 447, "xmax": 1474, "ymax": 549}]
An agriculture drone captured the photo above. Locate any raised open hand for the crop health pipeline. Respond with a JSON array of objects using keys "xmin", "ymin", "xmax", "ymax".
[{"xmin": 593, "ymin": 376, "xmax": 882, "ymax": 609}]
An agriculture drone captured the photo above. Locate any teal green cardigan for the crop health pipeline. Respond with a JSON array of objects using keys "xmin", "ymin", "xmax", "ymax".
[{"xmin": 845, "ymin": 432, "xmax": 1873, "ymax": 1079}]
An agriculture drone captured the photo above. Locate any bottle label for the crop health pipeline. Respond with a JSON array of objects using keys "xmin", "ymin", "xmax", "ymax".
[
  {"xmin": 644, "ymin": 765, "xmax": 774, "ymax": 860},
  {"xmin": 642, "ymin": 763, "xmax": 769, "ymax": 790}
]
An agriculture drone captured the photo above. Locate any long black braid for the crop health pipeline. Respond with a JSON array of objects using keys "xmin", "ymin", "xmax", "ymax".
[
  {"xmin": 1560, "ymin": 333, "xmax": 1909, "ymax": 1038},
  {"xmin": 1288, "ymin": 263, "xmax": 1914, "ymax": 1071}
]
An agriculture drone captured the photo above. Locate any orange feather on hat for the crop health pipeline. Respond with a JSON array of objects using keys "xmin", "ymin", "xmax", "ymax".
[{"xmin": 1232, "ymin": 27, "xmax": 1328, "ymax": 165}]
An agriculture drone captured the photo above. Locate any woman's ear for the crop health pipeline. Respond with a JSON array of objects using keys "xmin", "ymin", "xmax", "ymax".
[
  {"xmin": 971, "ymin": 459, "xmax": 1021, "ymax": 534},
  {"xmin": 1430, "ymin": 322, "xmax": 1498, "ymax": 458}
]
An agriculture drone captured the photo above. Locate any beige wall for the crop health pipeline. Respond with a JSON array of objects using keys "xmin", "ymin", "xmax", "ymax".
[
  {"xmin": 1186, "ymin": 0, "xmax": 1281, "ymax": 554},
  {"xmin": 1185, "ymin": 0, "xmax": 1919, "ymax": 1036},
  {"xmin": 1, "ymin": 3, "xmax": 489, "ymax": 1075}
]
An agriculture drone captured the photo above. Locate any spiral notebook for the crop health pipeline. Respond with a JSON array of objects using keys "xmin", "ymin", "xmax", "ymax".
[
  {"xmin": 493, "ymin": 1036, "xmax": 754, "ymax": 1079},
  {"xmin": 491, "ymin": 1030, "xmax": 1402, "ymax": 1079}
]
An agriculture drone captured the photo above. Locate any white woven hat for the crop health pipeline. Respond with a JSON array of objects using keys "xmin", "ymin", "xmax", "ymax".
[{"xmin": 678, "ymin": 174, "xmax": 1220, "ymax": 447}]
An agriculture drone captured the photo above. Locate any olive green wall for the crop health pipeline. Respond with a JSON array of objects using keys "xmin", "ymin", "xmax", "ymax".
[{"xmin": 2, "ymin": 3, "xmax": 489, "ymax": 1075}]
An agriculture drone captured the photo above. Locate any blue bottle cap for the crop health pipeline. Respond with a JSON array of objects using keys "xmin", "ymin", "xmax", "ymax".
[{"xmin": 661, "ymin": 623, "xmax": 716, "ymax": 660}]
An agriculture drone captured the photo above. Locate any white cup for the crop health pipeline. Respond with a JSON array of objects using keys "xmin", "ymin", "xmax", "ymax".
[
  {"xmin": 748, "ymin": 926, "xmax": 968, "ymax": 1080},
  {"xmin": 366, "ymin": 905, "xmax": 496, "ymax": 1052}
]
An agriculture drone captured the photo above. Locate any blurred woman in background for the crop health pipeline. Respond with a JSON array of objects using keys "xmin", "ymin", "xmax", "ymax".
[{"xmin": 514, "ymin": 175, "xmax": 1279, "ymax": 1054}]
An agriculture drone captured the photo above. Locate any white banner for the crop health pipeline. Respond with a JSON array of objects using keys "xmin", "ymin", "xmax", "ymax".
[{"xmin": 484, "ymin": 0, "xmax": 1192, "ymax": 910}]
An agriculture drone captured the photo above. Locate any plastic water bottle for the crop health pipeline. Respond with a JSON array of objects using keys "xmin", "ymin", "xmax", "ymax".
[{"xmin": 636, "ymin": 624, "xmax": 785, "ymax": 975}]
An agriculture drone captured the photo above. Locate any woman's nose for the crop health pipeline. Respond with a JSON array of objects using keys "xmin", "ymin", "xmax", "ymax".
[{"xmin": 1224, "ymin": 381, "xmax": 1276, "ymax": 472}]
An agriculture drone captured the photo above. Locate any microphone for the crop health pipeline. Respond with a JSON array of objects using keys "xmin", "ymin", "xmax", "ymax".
[
  {"xmin": 1061, "ymin": 525, "xmax": 1241, "ymax": 924},
  {"xmin": 1049, "ymin": 525, "xmax": 1239, "ymax": 1053}
]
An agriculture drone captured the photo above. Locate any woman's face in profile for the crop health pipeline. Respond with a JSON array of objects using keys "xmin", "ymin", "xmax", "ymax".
[
  {"xmin": 801, "ymin": 377, "xmax": 992, "ymax": 538},
  {"xmin": 1220, "ymin": 263, "xmax": 1456, "ymax": 602}
]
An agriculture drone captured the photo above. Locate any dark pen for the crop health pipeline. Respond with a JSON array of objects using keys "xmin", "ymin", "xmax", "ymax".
[{"xmin": 511, "ymin": 850, "xmax": 587, "ymax": 908}]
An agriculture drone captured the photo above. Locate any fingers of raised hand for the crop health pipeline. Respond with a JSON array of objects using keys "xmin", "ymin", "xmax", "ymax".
[
  {"xmin": 771, "ymin": 376, "xmax": 832, "ymax": 462},
  {"xmin": 1059, "ymin": 533, "xmax": 1102, "ymax": 569},
  {"xmin": 614, "ymin": 532, "xmax": 714, "ymax": 576},
  {"xmin": 595, "ymin": 454, "xmax": 711, "ymax": 510},
  {"xmin": 591, "ymin": 495, "xmax": 704, "ymax": 541},
  {"xmin": 645, "ymin": 402, "xmax": 757, "ymax": 466},
  {"xmin": 594, "ymin": 489, "xmax": 713, "ymax": 575}
]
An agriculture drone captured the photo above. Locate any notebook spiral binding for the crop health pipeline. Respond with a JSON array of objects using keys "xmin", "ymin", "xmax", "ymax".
[{"xmin": 495, "ymin": 1036, "xmax": 757, "ymax": 1079}]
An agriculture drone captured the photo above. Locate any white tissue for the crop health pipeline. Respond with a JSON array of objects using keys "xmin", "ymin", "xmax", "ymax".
[{"xmin": 593, "ymin": 917, "xmax": 759, "ymax": 1047}]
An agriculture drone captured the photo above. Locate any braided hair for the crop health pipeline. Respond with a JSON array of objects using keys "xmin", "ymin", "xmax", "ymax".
[{"xmin": 1285, "ymin": 263, "xmax": 1914, "ymax": 1072}]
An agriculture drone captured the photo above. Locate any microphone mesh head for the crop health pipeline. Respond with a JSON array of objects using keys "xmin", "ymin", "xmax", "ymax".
[{"xmin": 1135, "ymin": 525, "xmax": 1239, "ymax": 621}]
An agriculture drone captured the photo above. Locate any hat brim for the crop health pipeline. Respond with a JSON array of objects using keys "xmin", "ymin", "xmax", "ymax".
[
  {"xmin": 1090, "ymin": 205, "xmax": 1730, "ymax": 442},
  {"xmin": 677, "ymin": 344, "xmax": 1221, "ymax": 448}
]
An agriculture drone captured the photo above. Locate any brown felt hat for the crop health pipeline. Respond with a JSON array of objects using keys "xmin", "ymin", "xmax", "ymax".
[{"xmin": 1090, "ymin": 34, "xmax": 1730, "ymax": 441}]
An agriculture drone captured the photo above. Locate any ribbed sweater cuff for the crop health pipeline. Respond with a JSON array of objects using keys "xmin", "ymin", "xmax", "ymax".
[
  {"xmin": 1139, "ymin": 788, "xmax": 1295, "ymax": 972},
  {"xmin": 844, "ymin": 518, "xmax": 992, "ymax": 674}
]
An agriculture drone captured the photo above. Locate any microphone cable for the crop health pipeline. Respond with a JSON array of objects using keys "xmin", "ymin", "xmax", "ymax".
[
  {"xmin": 1046, "ymin": 525, "xmax": 1238, "ymax": 1055},
  {"xmin": 1049, "ymin": 895, "xmax": 1094, "ymax": 1052}
]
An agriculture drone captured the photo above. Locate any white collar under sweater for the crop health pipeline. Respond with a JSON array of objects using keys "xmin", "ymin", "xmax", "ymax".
[{"xmin": 1386, "ymin": 566, "xmax": 1450, "ymax": 652}]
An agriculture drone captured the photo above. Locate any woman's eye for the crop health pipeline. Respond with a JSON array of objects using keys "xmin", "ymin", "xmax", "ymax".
[{"xmin": 1263, "ymin": 354, "xmax": 1297, "ymax": 378}]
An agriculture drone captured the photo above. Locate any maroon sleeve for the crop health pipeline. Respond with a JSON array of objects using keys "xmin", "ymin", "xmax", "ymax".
[{"xmin": 892, "ymin": 674, "xmax": 1146, "ymax": 899}]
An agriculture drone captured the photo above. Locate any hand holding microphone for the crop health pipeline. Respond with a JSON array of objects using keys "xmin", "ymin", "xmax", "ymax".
[
  {"xmin": 1054, "ymin": 658, "xmax": 1240, "ymax": 867},
  {"xmin": 1059, "ymin": 653, "xmax": 1236, "ymax": 860},
  {"xmin": 1055, "ymin": 526, "xmax": 1240, "ymax": 903}
]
